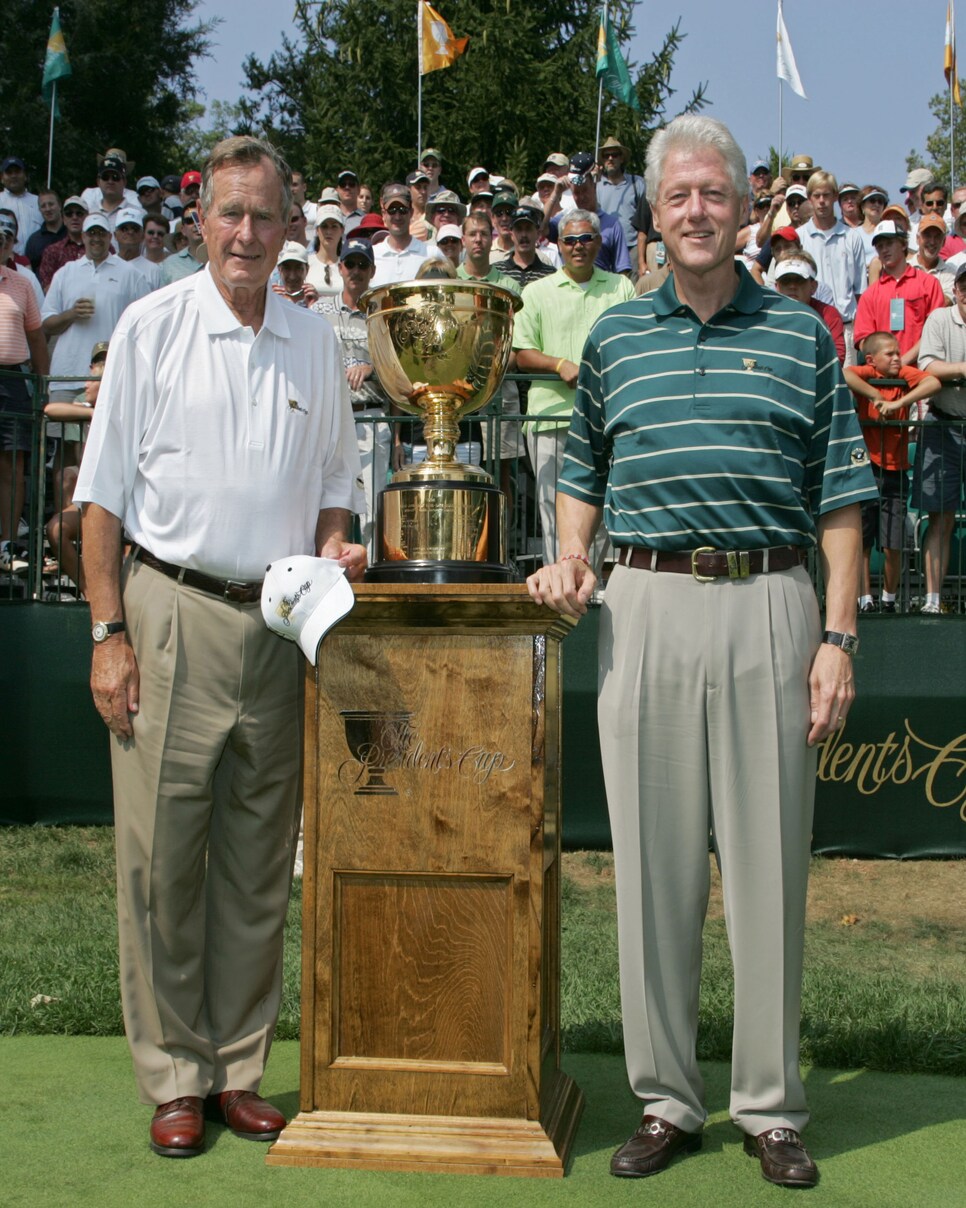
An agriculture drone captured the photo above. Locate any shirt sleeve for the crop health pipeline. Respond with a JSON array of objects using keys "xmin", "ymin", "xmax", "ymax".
[
  {"xmin": 918, "ymin": 308, "xmax": 948, "ymax": 368},
  {"xmin": 557, "ymin": 326, "xmax": 609, "ymax": 506},
  {"xmin": 512, "ymin": 281, "xmax": 542, "ymax": 351}
]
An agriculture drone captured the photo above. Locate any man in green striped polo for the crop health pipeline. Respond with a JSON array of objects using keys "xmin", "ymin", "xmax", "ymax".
[{"xmin": 528, "ymin": 116, "xmax": 876, "ymax": 1190}]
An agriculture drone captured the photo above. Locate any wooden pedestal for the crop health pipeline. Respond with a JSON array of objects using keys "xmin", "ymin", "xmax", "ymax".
[{"xmin": 266, "ymin": 584, "xmax": 583, "ymax": 1177}]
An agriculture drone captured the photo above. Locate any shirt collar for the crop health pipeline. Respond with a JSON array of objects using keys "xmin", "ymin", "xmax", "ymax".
[
  {"xmin": 196, "ymin": 264, "xmax": 291, "ymax": 339},
  {"xmin": 653, "ymin": 261, "xmax": 762, "ymax": 319}
]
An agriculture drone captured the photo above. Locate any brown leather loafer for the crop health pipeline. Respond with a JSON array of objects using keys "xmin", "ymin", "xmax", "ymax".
[
  {"xmin": 744, "ymin": 1127, "xmax": 819, "ymax": 1188},
  {"xmin": 149, "ymin": 1096, "xmax": 205, "ymax": 1157},
  {"xmin": 205, "ymin": 1090, "xmax": 286, "ymax": 1141},
  {"xmin": 610, "ymin": 1114, "xmax": 702, "ymax": 1177}
]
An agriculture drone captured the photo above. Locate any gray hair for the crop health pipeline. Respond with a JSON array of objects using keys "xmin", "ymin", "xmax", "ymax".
[
  {"xmin": 560, "ymin": 208, "xmax": 601, "ymax": 237},
  {"xmin": 645, "ymin": 115, "xmax": 747, "ymax": 201},
  {"xmin": 200, "ymin": 136, "xmax": 293, "ymax": 222}
]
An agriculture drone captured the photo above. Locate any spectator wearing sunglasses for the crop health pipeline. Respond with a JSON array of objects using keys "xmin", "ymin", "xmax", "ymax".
[
  {"xmin": 80, "ymin": 149, "xmax": 144, "ymax": 231},
  {"xmin": 514, "ymin": 209, "xmax": 635, "ymax": 570},
  {"xmin": 371, "ymin": 183, "xmax": 429, "ymax": 287}
]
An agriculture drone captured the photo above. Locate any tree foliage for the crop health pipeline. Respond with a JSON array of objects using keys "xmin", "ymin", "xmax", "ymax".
[
  {"xmin": 0, "ymin": 0, "xmax": 215, "ymax": 196},
  {"xmin": 238, "ymin": 0, "xmax": 708, "ymax": 194},
  {"xmin": 907, "ymin": 85, "xmax": 966, "ymax": 190}
]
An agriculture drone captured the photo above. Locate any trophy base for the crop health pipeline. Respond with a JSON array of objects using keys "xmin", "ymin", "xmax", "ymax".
[
  {"xmin": 368, "ymin": 480, "xmax": 517, "ymax": 584},
  {"xmin": 366, "ymin": 560, "xmax": 518, "ymax": 584}
]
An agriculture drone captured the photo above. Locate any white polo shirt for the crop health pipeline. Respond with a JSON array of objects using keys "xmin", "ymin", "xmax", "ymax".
[
  {"xmin": 74, "ymin": 267, "xmax": 365, "ymax": 580},
  {"xmin": 43, "ymin": 254, "xmax": 151, "ymax": 389},
  {"xmin": 371, "ymin": 236, "xmax": 429, "ymax": 287}
]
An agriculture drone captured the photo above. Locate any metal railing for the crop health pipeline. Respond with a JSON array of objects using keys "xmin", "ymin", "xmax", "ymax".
[{"xmin": 3, "ymin": 368, "xmax": 965, "ymax": 613}]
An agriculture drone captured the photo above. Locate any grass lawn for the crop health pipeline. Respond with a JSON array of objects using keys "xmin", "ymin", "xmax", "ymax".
[{"xmin": 1, "ymin": 826, "xmax": 964, "ymax": 1078}]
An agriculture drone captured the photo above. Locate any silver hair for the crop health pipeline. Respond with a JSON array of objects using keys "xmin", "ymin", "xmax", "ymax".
[
  {"xmin": 560, "ymin": 208, "xmax": 601, "ymax": 237},
  {"xmin": 645, "ymin": 115, "xmax": 747, "ymax": 201},
  {"xmin": 200, "ymin": 136, "xmax": 293, "ymax": 222}
]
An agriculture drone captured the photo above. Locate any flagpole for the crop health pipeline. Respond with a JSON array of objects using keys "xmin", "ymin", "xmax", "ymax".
[
  {"xmin": 417, "ymin": 2, "xmax": 423, "ymax": 170},
  {"xmin": 595, "ymin": 0, "xmax": 608, "ymax": 162},
  {"xmin": 47, "ymin": 81, "xmax": 56, "ymax": 188}
]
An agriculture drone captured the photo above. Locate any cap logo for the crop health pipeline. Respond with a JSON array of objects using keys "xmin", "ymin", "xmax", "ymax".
[{"xmin": 276, "ymin": 579, "xmax": 313, "ymax": 626}]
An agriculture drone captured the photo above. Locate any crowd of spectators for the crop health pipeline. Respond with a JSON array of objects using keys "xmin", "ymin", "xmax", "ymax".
[{"xmin": 0, "ymin": 141, "xmax": 963, "ymax": 610}]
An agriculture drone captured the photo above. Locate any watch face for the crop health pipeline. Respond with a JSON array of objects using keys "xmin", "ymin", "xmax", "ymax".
[{"xmin": 92, "ymin": 622, "xmax": 108, "ymax": 642}]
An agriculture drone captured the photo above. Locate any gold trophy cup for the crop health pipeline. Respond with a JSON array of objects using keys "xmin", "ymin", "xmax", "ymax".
[{"xmin": 360, "ymin": 278, "xmax": 521, "ymax": 582}]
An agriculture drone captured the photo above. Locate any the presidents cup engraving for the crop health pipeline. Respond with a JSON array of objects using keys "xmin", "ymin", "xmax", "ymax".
[{"xmin": 339, "ymin": 709, "xmax": 516, "ymax": 796}]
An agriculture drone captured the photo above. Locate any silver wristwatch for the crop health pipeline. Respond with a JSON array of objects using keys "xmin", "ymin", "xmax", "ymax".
[{"xmin": 822, "ymin": 629, "xmax": 859, "ymax": 656}]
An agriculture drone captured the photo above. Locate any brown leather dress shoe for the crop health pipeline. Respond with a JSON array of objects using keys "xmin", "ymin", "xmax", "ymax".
[
  {"xmin": 149, "ymin": 1096, "xmax": 205, "ymax": 1157},
  {"xmin": 610, "ymin": 1114, "xmax": 702, "ymax": 1178},
  {"xmin": 744, "ymin": 1127, "xmax": 819, "ymax": 1188},
  {"xmin": 205, "ymin": 1090, "xmax": 286, "ymax": 1141}
]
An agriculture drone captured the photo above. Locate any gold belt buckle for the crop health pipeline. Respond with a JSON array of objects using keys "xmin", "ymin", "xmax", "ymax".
[
  {"xmin": 726, "ymin": 549, "xmax": 750, "ymax": 580},
  {"xmin": 691, "ymin": 546, "xmax": 717, "ymax": 582}
]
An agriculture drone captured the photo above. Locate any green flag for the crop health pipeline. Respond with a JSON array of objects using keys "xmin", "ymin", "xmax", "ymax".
[
  {"xmin": 42, "ymin": 8, "xmax": 72, "ymax": 107},
  {"xmin": 595, "ymin": 8, "xmax": 639, "ymax": 111}
]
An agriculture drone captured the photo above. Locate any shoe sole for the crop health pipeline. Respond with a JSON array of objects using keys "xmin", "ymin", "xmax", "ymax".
[
  {"xmin": 149, "ymin": 1140, "xmax": 204, "ymax": 1158},
  {"xmin": 610, "ymin": 1134, "xmax": 702, "ymax": 1177}
]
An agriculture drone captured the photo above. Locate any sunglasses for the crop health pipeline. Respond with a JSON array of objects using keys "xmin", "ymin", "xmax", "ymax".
[
  {"xmin": 343, "ymin": 258, "xmax": 370, "ymax": 270},
  {"xmin": 386, "ymin": 205, "xmax": 410, "ymax": 215},
  {"xmin": 99, "ymin": 171, "xmax": 122, "ymax": 182},
  {"xmin": 64, "ymin": 208, "xmax": 85, "ymax": 217},
  {"xmin": 561, "ymin": 232, "xmax": 596, "ymax": 246},
  {"xmin": 786, "ymin": 196, "xmax": 804, "ymax": 206},
  {"xmin": 921, "ymin": 199, "xmax": 946, "ymax": 209}
]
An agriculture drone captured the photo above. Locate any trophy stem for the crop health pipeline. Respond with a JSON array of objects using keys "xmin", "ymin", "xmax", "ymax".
[{"xmin": 421, "ymin": 391, "xmax": 463, "ymax": 468}]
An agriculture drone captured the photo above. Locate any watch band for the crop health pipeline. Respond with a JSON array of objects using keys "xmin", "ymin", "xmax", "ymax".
[{"xmin": 822, "ymin": 629, "xmax": 859, "ymax": 656}]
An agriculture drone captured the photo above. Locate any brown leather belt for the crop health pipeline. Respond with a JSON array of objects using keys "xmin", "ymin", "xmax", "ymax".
[
  {"xmin": 131, "ymin": 545, "xmax": 263, "ymax": 604},
  {"xmin": 615, "ymin": 544, "xmax": 807, "ymax": 581}
]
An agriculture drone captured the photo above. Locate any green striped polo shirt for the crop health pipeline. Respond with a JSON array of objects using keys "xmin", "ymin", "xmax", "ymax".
[{"xmin": 558, "ymin": 264, "xmax": 878, "ymax": 551}]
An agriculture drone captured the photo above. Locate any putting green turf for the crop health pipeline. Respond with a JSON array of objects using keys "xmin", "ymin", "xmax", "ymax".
[{"xmin": 3, "ymin": 1039, "xmax": 964, "ymax": 1208}]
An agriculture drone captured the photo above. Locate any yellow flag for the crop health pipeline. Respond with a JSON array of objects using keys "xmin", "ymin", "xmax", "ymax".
[
  {"xmin": 946, "ymin": 3, "xmax": 962, "ymax": 107},
  {"xmin": 418, "ymin": 2, "xmax": 468, "ymax": 76}
]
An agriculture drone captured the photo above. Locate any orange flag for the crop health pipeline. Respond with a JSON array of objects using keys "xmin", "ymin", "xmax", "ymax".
[
  {"xmin": 946, "ymin": 3, "xmax": 962, "ymax": 106},
  {"xmin": 418, "ymin": 2, "xmax": 468, "ymax": 75}
]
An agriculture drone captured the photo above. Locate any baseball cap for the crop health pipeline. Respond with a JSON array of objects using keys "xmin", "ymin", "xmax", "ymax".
[
  {"xmin": 160, "ymin": 175, "xmax": 182, "ymax": 193},
  {"xmin": 536, "ymin": 172, "xmax": 558, "ymax": 186},
  {"xmin": 115, "ymin": 208, "xmax": 144, "ymax": 229},
  {"xmin": 838, "ymin": 182, "xmax": 860, "ymax": 197},
  {"xmin": 90, "ymin": 341, "xmax": 110, "ymax": 362},
  {"xmin": 1, "ymin": 156, "xmax": 26, "ymax": 172},
  {"xmin": 0, "ymin": 214, "xmax": 16, "ymax": 238},
  {"xmin": 99, "ymin": 154, "xmax": 127, "ymax": 176},
  {"xmin": 917, "ymin": 213, "xmax": 947, "ymax": 235},
  {"xmin": 492, "ymin": 188, "xmax": 519, "ymax": 211},
  {"xmin": 775, "ymin": 258, "xmax": 815, "ymax": 281},
  {"xmin": 871, "ymin": 220, "xmax": 906, "ymax": 244},
  {"xmin": 901, "ymin": 168, "xmax": 934, "ymax": 193},
  {"xmin": 785, "ymin": 184, "xmax": 808, "ymax": 201},
  {"xmin": 420, "ymin": 148, "xmax": 442, "ymax": 163},
  {"xmin": 511, "ymin": 204, "xmax": 542, "ymax": 226},
  {"xmin": 181, "ymin": 171, "xmax": 202, "ymax": 189},
  {"xmin": 435, "ymin": 223, "xmax": 462, "ymax": 243},
  {"xmin": 467, "ymin": 166, "xmax": 489, "ymax": 186},
  {"xmin": 339, "ymin": 238, "xmax": 375, "ymax": 265},
  {"xmin": 543, "ymin": 152, "xmax": 569, "ymax": 169},
  {"xmin": 136, "ymin": 176, "xmax": 161, "ymax": 192},
  {"xmin": 406, "ymin": 169, "xmax": 430, "ymax": 186},
  {"xmin": 353, "ymin": 212, "xmax": 388, "ymax": 238},
  {"xmin": 381, "ymin": 182, "xmax": 412, "ymax": 206},
  {"xmin": 569, "ymin": 152, "xmax": 595, "ymax": 175},
  {"xmin": 82, "ymin": 214, "xmax": 111, "ymax": 233},
  {"xmin": 750, "ymin": 157, "xmax": 770, "ymax": 173},
  {"xmin": 771, "ymin": 225, "xmax": 801, "ymax": 244},
  {"xmin": 316, "ymin": 204, "xmax": 346, "ymax": 227},
  {"xmin": 261, "ymin": 556, "xmax": 354, "ymax": 665},
  {"xmin": 277, "ymin": 241, "xmax": 309, "ymax": 266}
]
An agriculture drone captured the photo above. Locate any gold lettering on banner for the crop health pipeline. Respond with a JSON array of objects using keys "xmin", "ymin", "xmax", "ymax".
[{"xmin": 817, "ymin": 719, "xmax": 966, "ymax": 819}]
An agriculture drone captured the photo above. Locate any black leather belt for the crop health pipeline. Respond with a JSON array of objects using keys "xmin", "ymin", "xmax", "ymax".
[
  {"xmin": 616, "ymin": 545, "xmax": 807, "ymax": 581},
  {"xmin": 131, "ymin": 545, "xmax": 263, "ymax": 604}
]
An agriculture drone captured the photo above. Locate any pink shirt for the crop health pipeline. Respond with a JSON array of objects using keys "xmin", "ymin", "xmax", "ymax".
[{"xmin": 0, "ymin": 266, "xmax": 41, "ymax": 365}]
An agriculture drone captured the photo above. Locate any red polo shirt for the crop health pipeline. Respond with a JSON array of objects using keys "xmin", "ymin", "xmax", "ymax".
[{"xmin": 853, "ymin": 264, "xmax": 946, "ymax": 358}]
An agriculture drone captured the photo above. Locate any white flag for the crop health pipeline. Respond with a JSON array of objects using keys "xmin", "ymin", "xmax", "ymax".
[{"xmin": 776, "ymin": 1, "xmax": 807, "ymax": 99}]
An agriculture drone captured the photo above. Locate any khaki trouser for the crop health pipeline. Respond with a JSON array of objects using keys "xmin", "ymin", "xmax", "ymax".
[
  {"xmin": 112, "ymin": 557, "xmax": 302, "ymax": 1105},
  {"xmin": 598, "ymin": 561, "xmax": 821, "ymax": 1135}
]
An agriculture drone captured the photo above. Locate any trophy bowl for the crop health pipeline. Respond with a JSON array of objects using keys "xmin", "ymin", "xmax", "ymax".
[{"xmin": 359, "ymin": 278, "xmax": 522, "ymax": 583}]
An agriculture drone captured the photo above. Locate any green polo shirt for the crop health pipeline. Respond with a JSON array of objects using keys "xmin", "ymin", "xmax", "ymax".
[
  {"xmin": 456, "ymin": 264, "xmax": 520, "ymax": 295},
  {"xmin": 512, "ymin": 267, "xmax": 636, "ymax": 419},
  {"xmin": 559, "ymin": 264, "xmax": 878, "ymax": 551}
]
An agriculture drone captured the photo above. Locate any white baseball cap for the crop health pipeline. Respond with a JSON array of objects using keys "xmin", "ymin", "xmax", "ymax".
[
  {"xmin": 261, "ymin": 556, "xmax": 354, "ymax": 665},
  {"xmin": 775, "ymin": 258, "xmax": 815, "ymax": 281}
]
